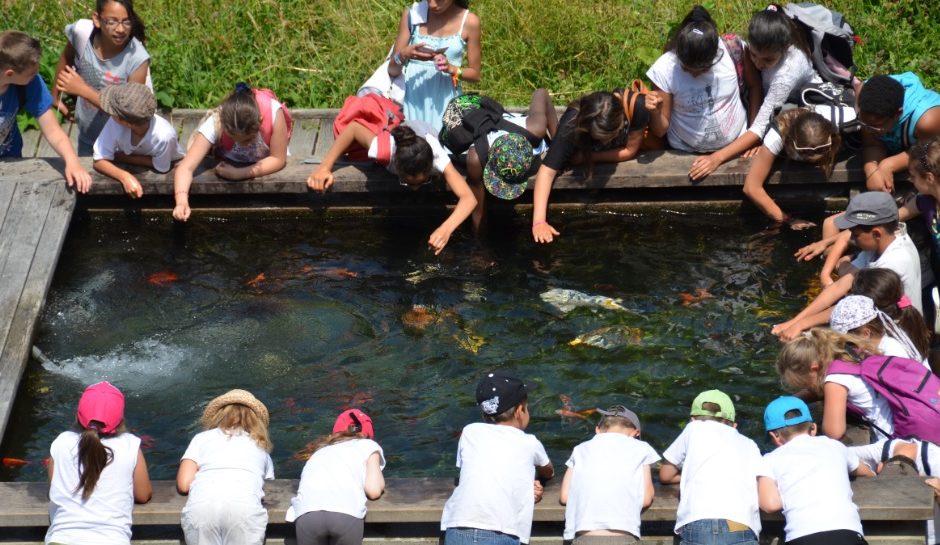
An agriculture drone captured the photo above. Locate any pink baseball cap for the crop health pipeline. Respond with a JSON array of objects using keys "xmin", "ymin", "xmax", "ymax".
[
  {"xmin": 77, "ymin": 381, "xmax": 125, "ymax": 434},
  {"xmin": 333, "ymin": 408, "xmax": 374, "ymax": 439}
]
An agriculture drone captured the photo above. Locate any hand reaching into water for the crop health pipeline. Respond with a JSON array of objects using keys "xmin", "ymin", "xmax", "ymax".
[{"xmin": 532, "ymin": 222, "xmax": 560, "ymax": 244}]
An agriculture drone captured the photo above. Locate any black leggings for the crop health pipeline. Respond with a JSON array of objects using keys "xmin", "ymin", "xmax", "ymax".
[
  {"xmin": 295, "ymin": 510, "xmax": 365, "ymax": 545},
  {"xmin": 786, "ymin": 529, "xmax": 867, "ymax": 545}
]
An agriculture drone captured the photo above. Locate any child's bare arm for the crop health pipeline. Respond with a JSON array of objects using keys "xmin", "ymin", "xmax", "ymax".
[
  {"xmin": 364, "ymin": 451, "xmax": 386, "ymax": 500},
  {"xmin": 133, "ymin": 448, "xmax": 153, "ymax": 504},
  {"xmin": 851, "ymin": 462, "xmax": 876, "ymax": 478},
  {"xmin": 176, "ymin": 458, "xmax": 198, "ymax": 494},
  {"xmin": 819, "ymin": 230, "xmax": 853, "ymax": 287},
  {"xmin": 536, "ymin": 461, "xmax": 555, "ymax": 482},
  {"xmin": 641, "ymin": 464, "xmax": 655, "ymax": 509},
  {"xmin": 592, "ymin": 130, "xmax": 643, "ymax": 164},
  {"xmin": 36, "ymin": 109, "xmax": 91, "ymax": 192},
  {"xmin": 113, "ymin": 152, "xmax": 155, "ymax": 169},
  {"xmin": 822, "ymin": 381, "xmax": 850, "ymax": 440},
  {"xmin": 659, "ymin": 461, "xmax": 681, "ymax": 484},
  {"xmin": 220, "ymin": 109, "xmax": 289, "ymax": 181},
  {"xmin": 647, "ymin": 87, "xmax": 671, "ymax": 138},
  {"xmin": 173, "ymin": 134, "xmax": 212, "ymax": 222},
  {"xmin": 757, "ymin": 476, "xmax": 782, "ymax": 512},
  {"xmin": 307, "ymin": 121, "xmax": 375, "ymax": 192},
  {"xmin": 93, "ymin": 158, "xmax": 143, "ymax": 198},
  {"xmin": 558, "ymin": 467, "xmax": 573, "ymax": 505}
]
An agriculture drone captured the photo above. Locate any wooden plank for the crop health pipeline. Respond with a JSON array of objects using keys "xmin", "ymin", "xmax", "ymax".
[
  {"xmin": 20, "ymin": 129, "xmax": 41, "ymax": 159},
  {"xmin": 177, "ymin": 115, "xmax": 204, "ymax": 150},
  {"xmin": 311, "ymin": 119, "xmax": 335, "ymax": 163},
  {"xmin": 0, "ymin": 181, "xmax": 16, "ymax": 228},
  {"xmin": 287, "ymin": 118, "xmax": 320, "ymax": 158}
]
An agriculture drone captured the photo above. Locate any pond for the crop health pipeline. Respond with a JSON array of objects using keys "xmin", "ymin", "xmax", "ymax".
[{"xmin": 0, "ymin": 208, "xmax": 820, "ymax": 481}]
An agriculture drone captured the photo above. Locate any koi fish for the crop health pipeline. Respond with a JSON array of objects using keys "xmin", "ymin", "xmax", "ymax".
[
  {"xmin": 540, "ymin": 288, "xmax": 627, "ymax": 314},
  {"xmin": 293, "ymin": 442, "xmax": 316, "ymax": 461},
  {"xmin": 2, "ymin": 457, "xmax": 29, "ymax": 467},
  {"xmin": 147, "ymin": 271, "xmax": 178, "ymax": 286},
  {"xmin": 247, "ymin": 273, "xmax": 266, "ymax": 288},
  {"xmin": 348, "ymin": 392, "xmax": 374, "ymax": 407},
  {"xmin": 555, "ymin": 409, "xmax": 590, "ymax": 421},
  {"xmin": 569, "ymin": 325, "xmax": 643, "ymax": 350},
  {"xmin": 679, "ymin": 288, "xmax": 714, "ymax": 307},
  {"xmin": 319, "ymin": 268, "xmax": 358, "ymax": 280},
  {"xmin": 402, "ymin": 305, "xmax": 436, "ymax": 331}
]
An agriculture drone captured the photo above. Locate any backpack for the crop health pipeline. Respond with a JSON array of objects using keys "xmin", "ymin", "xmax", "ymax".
[
  {"xmin": 438, "ymin": 93, "xmax": 541, "ymax": 166},
  {"xmin": 828, "ymin": 356, "xmax": 940, "ymax": 444},
  {"xmin": 783, "ymin": 3, "xmax": 858, "ymax": 88},
  {"xmin": 620, "ymin": 80, "xmax": 665, "ymax": 151},
  {"xmin": 217, "ymin": 88, "xmax": 294, "ymax": 158},
  {"xmin": 332, "ymin": 93, "xmax": 404, "ymax": 165},
  {"xmin": 721, "ymin": 33, "xmax": 746, "ymax": 98}
]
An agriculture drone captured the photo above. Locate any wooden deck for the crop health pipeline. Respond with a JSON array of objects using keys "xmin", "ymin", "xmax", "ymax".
[{"xmin": 0, "ymin": 162, "xmax": 77, "ymax": 442}]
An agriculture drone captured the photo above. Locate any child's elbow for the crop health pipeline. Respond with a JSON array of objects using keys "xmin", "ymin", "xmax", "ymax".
[{"xmin": 364, "ymin": 482, "xmax": 385, "ymax": 500}]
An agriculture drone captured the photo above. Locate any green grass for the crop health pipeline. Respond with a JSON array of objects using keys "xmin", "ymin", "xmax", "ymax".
[{"xmin": 3, "ymin": 0, "xmax": 939, "ymax": 109}]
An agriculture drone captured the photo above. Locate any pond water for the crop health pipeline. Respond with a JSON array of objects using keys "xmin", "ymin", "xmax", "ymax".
[{"xmin": 1, "ymin": 209, "xmax": 820, "ymax": 481}]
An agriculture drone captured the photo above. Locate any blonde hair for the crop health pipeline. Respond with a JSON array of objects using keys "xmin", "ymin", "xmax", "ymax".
[
  {"xmin": 201, "ymin": 403, "xmax": 272, "ymax": 452},
  {"xmin": 776, "ymin": 328, "xmax": 879, "ymax": 396},
  {"xmin": 778, "ymin": 108, "xmax": 841, "ymax": 177}
]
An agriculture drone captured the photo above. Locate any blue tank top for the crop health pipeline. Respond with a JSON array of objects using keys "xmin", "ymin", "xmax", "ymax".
[{"xmin": 881, "ymin": 73, "xmax": 940, "ymax": 154}]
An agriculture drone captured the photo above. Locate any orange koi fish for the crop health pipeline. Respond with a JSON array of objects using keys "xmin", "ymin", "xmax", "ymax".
[
  {"xmin": 679, "ymin": 288, "xmax": 714, "ymax": 307},
  {"xmin": 247, "ymin": 273, "xmax": 266, "ymax": 288},
  {"xmin": 2, "ymin": 457, "xmax": 29, "ymax": 467},
  {"xmin": 555, "ymin": 409, "xmax": 590, "ymax": 421},
  {"xmin": 147, "ymin": 271, "xmax": 178, "ymax": 286}
]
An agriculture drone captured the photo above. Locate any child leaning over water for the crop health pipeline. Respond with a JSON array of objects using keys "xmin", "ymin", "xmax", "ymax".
[
  {"xmin": 177, "ymin": 389, "xmax": 275, "ymax": 545},
  {"xmin": 46, "ymin": 381, "xmax": 153, "ymax": 545},
  {"xmin": 287, "ymin": 408, "xmax": 385, "ymax": 545},
  {"xmin": 440, "ymin": 372, "xmax": 555, "ymax": 545},
  {"xmin": 659, "ymin": 390, "xmax": 763, "ymax": 545},
  {"xmin": 173, "ymin": 82, "xmax": 293, "ymax": 221},
  {"xmin": 93, "ymin": 82, "xmax": 184, "ymax": 198},
  {"xmin": 560, "ymin": 405, "xmax": 659, "ymax": 545}
]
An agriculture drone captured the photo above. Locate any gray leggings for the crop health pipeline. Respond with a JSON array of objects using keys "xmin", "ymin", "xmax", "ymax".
[{"xmin": 295, "ymin": 510, "xmax": 364, "ymax": 545}]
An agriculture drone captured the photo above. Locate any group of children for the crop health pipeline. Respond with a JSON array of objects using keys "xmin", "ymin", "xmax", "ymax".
[{"xmin": 46, "ymin": 373, "xmax": 940, "ymax": 545}]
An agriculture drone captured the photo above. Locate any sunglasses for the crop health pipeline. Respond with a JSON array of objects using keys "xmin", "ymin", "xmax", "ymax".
[{"xmin": 792, "ymin": 135, "xmax": 832, "ymax": 152}]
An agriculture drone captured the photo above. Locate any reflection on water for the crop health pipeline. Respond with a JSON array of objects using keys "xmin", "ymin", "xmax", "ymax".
[{"xmin": 2, "ymin": 210, "xmax": 819, "ymax": 481}]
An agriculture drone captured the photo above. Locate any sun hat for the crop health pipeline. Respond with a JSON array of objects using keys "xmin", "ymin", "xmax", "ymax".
[
  {"xmin": 690, "ymin": 389, "xmax": 736, "ymax": 422},
  {"xmin": 333, "ymin": 408, "xmax": 375, "ymax": 439},
  {"xmin": 483, "ymin": 132, "xmax": 535, "ymax": 200},
  {"xmin": 77, "ymin": 381, "xmax": 125, "ymax": 434},
  {"xmin": 596, "ymin": 404, "xmax": 641, "ymax": 430},
  {"xmin": 476, "ymin": 372, "xmax": 527, "ymax": 416},
  {"xmin": 99, "ymin": 82, "xmax": 156, "ymax": 125},
  {"xmin": 764, "ymin": 395, "xmax": 813, "ymax": 432},
  {"xmin": 833, "ymin": 191, "xmax": 898, "ymax": 229},
  {"xmin": 202, "ymin": 389, "xmax": 270, "ymax": 427},
  {"xmin": 830, "ymin": 294, "xmax": 921, "ymax": 359}
]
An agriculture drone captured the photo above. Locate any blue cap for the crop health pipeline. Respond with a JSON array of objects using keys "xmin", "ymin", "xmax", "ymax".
[{"xmin": 764, "ymin": 396, "xmax": 813, "ymax": 432}]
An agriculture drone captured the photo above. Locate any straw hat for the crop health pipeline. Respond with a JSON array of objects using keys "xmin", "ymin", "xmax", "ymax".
[{"xmin": 202, "ymin": 389, "xmax": 269, "ymax": 427}]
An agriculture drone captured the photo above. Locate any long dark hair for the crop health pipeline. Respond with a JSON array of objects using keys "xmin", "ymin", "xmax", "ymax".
[
  {"xmin": 220, "ymin": 82, "xmax": 261, "ymax": 138},
  {"xmin": 75, "ymin": 421, "xmax": 116, "ymax": 500},
  {"xmin": 567, "ymin": 91, "xmax": 623, "ymax": 180},
  {"xmin": 665, "ymin": 5, "xmax": 718, "ymax": 71},
  {"xmin": 96, "ymin": 0, "xmax": 146, "ymax": 44},
  {"xmin": 391, "ymin": 125, "xmax": 434, "ymax": 179},
  {"xmin": 851, "ymin": 268, "xmax": 932, "ymax": 361},
  {"xmin": 747, "ymin": 4, "xmax": 810, "ymax": 58}
]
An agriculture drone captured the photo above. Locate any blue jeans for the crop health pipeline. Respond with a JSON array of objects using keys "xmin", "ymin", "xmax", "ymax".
[
  {"xmin": 444, "ymin": 527, "xmax": 520, "ymax": 545},
  {"xmin": 677, "ymin": 519, "xmax": 758, "ymax": 545}
]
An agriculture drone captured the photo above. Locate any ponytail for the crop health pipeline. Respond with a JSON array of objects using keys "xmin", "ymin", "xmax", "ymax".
[
  {"xmin": 219, "ymin": 82, "xmax": 261, "ymax": 139},
  {"xmin": 391, "ymin": 125, "xmax": 433, "ymax": 181},
  {"xmin": 76, "ymin": 423, "xmax": 114, "ymax": 500},
  {"xmin": 665, "ymin": 5, "xmax": 719, "ymax": 71}
]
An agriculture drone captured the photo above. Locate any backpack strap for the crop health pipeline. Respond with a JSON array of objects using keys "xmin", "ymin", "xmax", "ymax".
[
  {"xmin": 458, "ymin": 8, "xmax": 470, "ymax": 36},
  {"xmin": 922, "ymin": 441, "xmax": 932, "ymax": 475},
  {"xmin": 881, "ymin": 439, "xmax": 894, "ymax": 462}
]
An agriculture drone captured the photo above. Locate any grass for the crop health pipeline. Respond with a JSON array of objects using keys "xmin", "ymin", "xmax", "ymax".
[{"xmin": 2, "ymin": 0, "xmax": 939, "ymax": 109}]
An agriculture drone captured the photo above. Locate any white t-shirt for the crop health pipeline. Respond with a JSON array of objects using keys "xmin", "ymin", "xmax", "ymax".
[
  {"xmin": 485, "ymin": 114, "xmax": 549, "ymax": 155},
  {"xmin": 197, "ymin": 99, "xmax": 285, "ymax": 164},
  {"xmin": 825, "ymin": 372, "xmax": 894, "ymax": 439},
  {"xmin": 748, "ymin": 46, "xmax": 821, "ymax": 138},
  {"xmin": 46, "ymin": 431, "xmax": 141, "ymax": 545},
  {"xmin": 760, "ymin": 434, "xmax": 862, "ymax": 542},
  {"xmin": 563, "ymin": 432, "xmax": 660, "ymax": 539},
  {"xmin": 763, "ymin": 104, "xmax": 857, "ymax": 156},
  {"xmin": 287, "ymin": 438, "xmax": 385, "ymax": 521},
  {"xmin": 369, "ymin": 119, "xmax": 451, "ymax": 175},
  {"xmin": 93, "ymin": 114, "xmax": 184, "ymax": 173},
  {"xmin": 851, "ymin": 229, "xmax": 923, "ymax": 313},
  {"xmin": 180, "ymin": 428, "xmax": 274, "ymax": 505},
  {"xmin": 878, "ymin": 335, "xmax": 926, "ymax": 365},
  {"xmin": 662, "ymin": 419, "xmax": 762, "ymax": 536},
  {"xmin": 646, "ymin": 39, "xmax": 747, "ymax": 152},
  {"xmin": 440, "ymin": 422, "xmax": 551, "ymax": 543}
]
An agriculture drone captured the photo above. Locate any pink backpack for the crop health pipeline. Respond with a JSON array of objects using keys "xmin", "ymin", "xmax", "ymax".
[
  {"xmin": 828, "ymin": 356, "xmax": 940, "ymax": 443},
  {"xmin": 217, "ymin": 88, "xmax": 294, "ymax": 157}
]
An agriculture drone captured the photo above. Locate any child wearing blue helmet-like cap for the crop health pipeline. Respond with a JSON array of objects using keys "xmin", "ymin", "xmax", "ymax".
[{"xmin": 758, "ymin": 396, "xmax": 874, "ymax": 545}]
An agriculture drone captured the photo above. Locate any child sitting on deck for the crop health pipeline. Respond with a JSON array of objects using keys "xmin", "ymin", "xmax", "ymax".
[
  {"xmin": 0, "ymin": 31, "xmax": 91, "ymax": 191},
  {"xmin": 440, "ymin": 371, "xmax": 554, "ymax": 545},
  {"xmin": 659, "ymin": 390, "xmax": 763, "ymax": 545},
  {"xmin": 92, "ymin": 82, "xmax": 183, "ymax": 198},
  {"xmin": 559, "ymin": 405, "xmax": 659, "ymax": 545},
  {"xmin": 758, "ymin": 396, "xmax": 873, "ymax": 545},
  {"xmin": 173, "ymin": 82, "xmax": 293, "ymax": 222}
]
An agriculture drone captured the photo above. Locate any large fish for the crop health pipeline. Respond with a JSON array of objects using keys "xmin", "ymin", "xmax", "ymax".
[
  {"xmin": 540, "ymin": 288, "xmax": 626, "ymax": 314},
  {"xmin": 569, "ymin": 325, "xmax": 643, "ymax": 350}
]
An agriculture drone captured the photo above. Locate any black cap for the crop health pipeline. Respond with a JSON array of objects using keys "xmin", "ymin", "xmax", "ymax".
[{"xmin": 475, "ymin": 372, "xmax": 527, "ymax": 415}]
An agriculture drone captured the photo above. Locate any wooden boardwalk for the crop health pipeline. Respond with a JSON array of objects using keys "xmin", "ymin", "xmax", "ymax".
[{"xmin": 0, "ymin": 161, "xmax": 77, "ymax": 441}]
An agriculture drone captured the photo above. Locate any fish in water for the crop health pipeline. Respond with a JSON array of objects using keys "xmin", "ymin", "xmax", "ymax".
[
  {"xmin": 2, "ymin": 457, "xmax": 29, "ymax": 467},
  {"xmin": 147, "ymin": 271, "xmax": 178, "ymax": 286},
  {"xmin": 569, "ymin": 325, "xmax": 643, "ymax": 350},
  {"xmin": 679, "ymin": 288, "xmax": 714, "ymax": 306},
  {"xmin": 247, "ymin": 273, "xmax": 266, "ymax": 288},
  {"xmin": 555, "ymin": 394, "xmax": 596, "ymax": 420},
  {"xmin": 540, "ymin": 288, "xmax": 626, "ymax": 314}
]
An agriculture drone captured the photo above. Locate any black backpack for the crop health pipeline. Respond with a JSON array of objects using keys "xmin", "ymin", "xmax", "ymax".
[
  {"xmin": 784, "ymin": 3, "xmax": 858, "ymax": 88},
  {"xmin": 438, "ymin": 94, "xmax": 541, "ymax": 166}
]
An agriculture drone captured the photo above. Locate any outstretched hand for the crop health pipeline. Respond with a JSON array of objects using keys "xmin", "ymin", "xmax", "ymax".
[
  {"xmin": 794, "ymin": 240, "xmax": 827, "ymax": 261},
  {"xmin": 532, "ymin": 222, "xmax": 560, "ymax": 244},
  {"xmin": 689, "ymin": 153, "xmax": 721, "ymax": 181}
]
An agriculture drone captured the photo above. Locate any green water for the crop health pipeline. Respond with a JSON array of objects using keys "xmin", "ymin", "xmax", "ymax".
[{"xmin": 1, "ymin": 209, "xmax": 819, "ymax": 481}]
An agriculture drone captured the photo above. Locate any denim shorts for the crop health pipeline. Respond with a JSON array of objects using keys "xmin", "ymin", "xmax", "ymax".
[
  {"xmin": 444, "ymin": 527, "xmax": 520, "ymax": 545},
  {"xmin": 677, "ymin": 519, "xmax": 758, "ymax": 545}
]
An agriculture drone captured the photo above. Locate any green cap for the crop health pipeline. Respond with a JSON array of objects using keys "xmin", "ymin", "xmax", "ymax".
[{"xmin": 690, "ymin": 389, "xmax": 735, "ymax": 422}]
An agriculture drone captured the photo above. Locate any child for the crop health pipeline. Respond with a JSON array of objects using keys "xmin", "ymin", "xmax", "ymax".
[
  {"xmin": 776, "ymin": 327, "xmax": 891, "ymax": 441},
  {"xmin": 691, "ymin": 4, "xmax": 823, "ymax": 182},
  {"xmin": 438, "ymin": 90, "xmax": 555, "ymax": 233},
  {"xmin": 900, "ymin": 137, "xmax": 940, "ymax": 329},
  {"xmin": 46, "ymin": 381, "xmax": 152, "ymax": 544},
  {"xmin": 773, "ymin": 191, "xmax": 922, "ymax": 340},
  {"xmin": 388, "ymin": 0, "xmax": 482, "ymax": 133},
  {"xmin": 857, "ymin": 74, "xmax": 940, "ymax": 192},
  {"xmin": 646, "ymin": 6, "xmax": 762, "ymax": 177},
  {"xmin": 306, "ymin": 108, "xmax": 476, "ymax": 255},
  {"xmin": 531, "ymin": 89, "xmax": 659, "ymax": 243},
  {"xmin": 742, "ymin": 106, "xmax": 845, "ymax": 228},
  {"xmin": 173, "ymin": 83, "xmax": 292, "ymax": 222},
  {"xmin": 440, "ymin": 372, "xmax": 554, "ymax": 545},
  {"xmin": 829, "ymin": 294, "xmax": 925, "ymax": 363},
  {"xmin": 0, "ymin": 31, "xmax": 91, "ymax": 191},
  {"xmin": 287, "ymin": 408, "xmax": 385, "ymax": 545},
  {"xmin": 559, "ymin": 405, "xmax": 659, "ymax": 545},
  {"xmin": 53, "ymin": 0, "xmax": 151, "ymax": 156},
  {"xmin": 758, "ymin": 396, "xmax": 873, "ymax": 545},
  {"xmin": 177, "ymin": 389, "xmax": 275, "ymax": 545},
  {"xmin": 659, "ymin": 390, "xmax": 763, "ymax": 545},
  {"xmin": 92, "ymin": 82, "xmax": 184, "ymax": 198}
]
